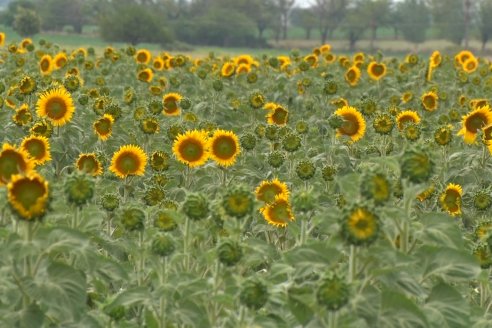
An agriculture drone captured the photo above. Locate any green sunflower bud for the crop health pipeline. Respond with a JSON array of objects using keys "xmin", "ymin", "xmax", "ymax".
[
  {"xmin": 120, "ymin": 208, "xmax": 145, "ymax": 232},
  {"xmin": 360, "ymin": 173, "xmax": 391, "ymax": 205},
  {"xmin": 78, "ymin": 94, "xmax": 89, "ymax": 106},
  {"xmin": 101, "ymin": 193, "xmax": 120, "ymax": 212},
  {"xmin": 473, "ymin": 191, "xmax": 492, "ymax": 211},
  {"xmin": 341, "ymin": 206, "xmax": 380, "ymax": 246},
  {"xmin": 474, "ymin": 243, "xmax": 492, "ymax": 269},
  {"xmin": 65, "ymin": 174, "xmax": 95, "ymax": 206},
  {"xmin": 182, "ymin": 193, "xmax": 209, "ymax": 221},
  {"xmin": 268, "ymin": 150, "xmax": 285, "ymax": 169},
  {"xmin": 282, "ymin": 133, "xmax": 301, "ymax": 152},
  {"xmin": 154, "ymin": 209, "xmax": 179, "ymax": 231},
  {"xmin": 265, "ymin": 125, "xmax": 278, "ymax": 141},
  {"xmin": 151, "ymin": 234, "xmax": 175, "ymax": 257},
  {"xmin": 239, "ymin": 279, "xmax": 268, "ymax": 310},
  {"xmin": 240, "ymin": 133, "xmax": 257, "ymax": 151},
  {"xmin": 105, "ymin": 305, "xmax": 126, "ymax": 321},
  {"xmin": 296, "ymin": 160, "xmax": 316, "ymax": 181},
  {"xmin": 296, "ymin": 120, "xmax": 309, "ymax": 134},
  {"xmin": 180, "ymin": 97, "xmax": 192, "ymax": 110},
  {"xmin": 328, "ymin": 114, "xmax": 344, "ymax": 129},
  {"xmin": 323, "ymin": 80, "xmax": 338, "ymax": 95},
  {"xmin": 401, "ymin": 149, "xmax": 434, "ymax": 184},
  {"xmin": 222, "ymin": 186, "xmax": 253, "ymax": 218},
  {"xmin": 293, "ymin": 189, "xmax": 315, "ymax": 212},
  {"xmin": 316, "ymin": 275, "xmax": 350, "ymax": 311},
  {"xmin": 322, "ymin": 165, "xmax": 337, "ymax": 182},
  {"xmin": 212, "ymin": 79, "xmax": 223, "ymax": 92},
  {"xmin": 143, "ymin": 187, "xmax": 165, "ymax": 206},
  {"xmin": 217, "ymin": 240, "xmax": 243, "ymax": 266}
]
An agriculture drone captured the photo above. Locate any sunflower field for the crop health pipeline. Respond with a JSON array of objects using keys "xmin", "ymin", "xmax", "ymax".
[{"xmin": 1, "ymin": 34, "xmax": 492, "ymax": 327}]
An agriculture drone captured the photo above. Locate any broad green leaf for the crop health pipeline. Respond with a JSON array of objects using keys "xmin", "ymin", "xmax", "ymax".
[
  {"xmin": 424, "ymin": 283, "xmax": 470, "ymax": 328},
  {"xmin": 104, "ymin": 287, "xmax": 150, "ymax": 312},
  {"xmin": 287, "ymin": 286, "xmax": 314, "ymax": 326},
  {"xmin": 380, "ymin": 290, "xmax": 429, "ymax": 328},
  {"xmin": 283, "ymin": 242, "xmax": 340, "ymax": 267},
  {"xmin": 416, "ymin": 212, "xmax": 464, "ymax": 249},
  {"xmin": 336, "ymin": 173, "xmax": 360, "ymax": 201}
]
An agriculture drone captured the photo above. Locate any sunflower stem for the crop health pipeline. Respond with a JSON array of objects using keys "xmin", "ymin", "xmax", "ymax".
[
  {"xmin": 328, "ymin": 311, "xmax": 338, "ymax": 328},
  {"xmin": 138, "ymin": 230, "xmax": 145, "ymax": 286},
  {"xmin": 441, "ymin": 146, "xmax": 448, "ymax": 181},
  {"xmin": 481, "ymin": 144, "xmax": 489, "ymax": 171},
  {"xmin": 183, "ymin": 216, "xmax": 191, "ymax": 271},
  {"xmin": 348, "ymin": 245, "xmax": 357, "ymax": 283},
  {"xmin": 159, "ymin": 257, "xmax": 168, "ymax": 328},
  {"xmin": 401, "ymin": 220, "xmax": 409, "ymax": 253},
  {"xmin": 23, "ymin": 221, "xmax": 33, "ymax": 277}
]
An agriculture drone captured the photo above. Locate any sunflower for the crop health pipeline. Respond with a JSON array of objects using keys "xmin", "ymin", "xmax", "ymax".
[
  {"xmin": 463, "ymin": 56, "xmax": 479, "ymax": 73},
  {"xmin": 260, "ymin": 194, "xmax": 294, "ymax": 227},
  {"xmin": 8, "ymin": 172, "xmax": 49, "ymax": 220},
  {"xmin": 162, "ymin": 92, "xmax": 183, "ymax": 116},
  {"xmin": 266, "ymin": 105, "xmax": 289, "ymax": 126},
  {"xmin": 19, "ymin": 76, "xmax": 36, "ymax": 95},
  {"xmin": 439, "ymin": 183, "xmax": 463, "ymax": 216},
  {"xmin": 172, "ymin": 130, "xmax": 209, "ymax": 168},
  {"xmin": 455, "ymin": 50, "xmax": 474, "ymax": 66},
  {"xmin": 236, "ymin": 63, "xmax": 251, "ymax": 75},
  {"xmin": 344, "ymin": 66, "xmax": 361, "ymax": 86},
  {"xmin": 137, "ymin": 68, "xmax": 153, "ymax": 83},
  {"xmin": 0, "ymin": 32, "xmax": 5, "ymax": 46},
  {"xmin": 430, "ymin": 50, "xmax": 442, "ymax": 68},
  {"xmin": 109, "ymin": 145, "xmax": 147, "ymax": 179},
  {"xmin": 457, "ymin": 105, "xmax": 492, "ymax": 144},
  {"xmin": 324, "ymin": 53, "xmax": 336, "ymax": 64},
  {"xmin": 208, "ymin": 130, "xmax": 240, "ymax": 167},
  {"xmin": 303, "ymin": 54, "xmax": 318, "ymax": 67},
  {"xmin": 153, "ymin": 57, "xmax": 165, "ymax": 71},
  {"xmin": 0, "ymin": 143, "xmax": 34, "ymax": 185},
  {"xmin": 341, "ymin": 207, "xmax": 380, "ymax": 245},
  {"xmin": 255, "ymin": 178, "xmax": 289, "ymax": 203},
  {"xmin": 39, "ymin": 55, "xmax": 53, "ymax": 75},
  {"xmin": 135, "ymin": 49, "xmax": 152, "ymax": 64},
  {"xmin": 334, "ymin": 106, "xmax": 366, "ymax": 142},
  {"xmin": 20, "ymin": 135, "xmax": 51, "ymax": 166},
  {"xmin": 76, "ymin": 153, "xmax": 103, "ymax": 176},
  {"xmin": 36, "ymin": 86, "xmax": 75, "ymax": 126},
  {"xmin": 221, "ymin": 62, "xmax": 235, "ymax": 78},
  {"xmin": 421, "ymin": 91, "xmax": 439, "ymax": 112},
  {"xmin": 470, "ymin": 99, "xmax": 489, "ymax": 110},
  {"xmin": 367, "ymin": 62, "xmax": 386, "ymax": 81},
  {"xmin": 93, "ymin": 114, "xmax": 114, "ymax": 141},
  {"xmin": 12, "ymin": 104, "xmax": 32, "ymax": 126},
  {"xmin": 53, "ymin": 52, "xmax": 68, "ymax": 69},
  {"xmin": 400, "ymin": 91, "xmax": 413, "ymax": 104},
  {"xmin": 396, "ymin": 110, "xmax": 420, "ymax": 130}
]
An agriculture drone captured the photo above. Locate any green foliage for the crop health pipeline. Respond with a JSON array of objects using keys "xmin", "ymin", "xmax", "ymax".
[
  {"xmin": 396, "ymin": 0, "xmax": 430, "ymax": 44},
  {"xmin": 429, "ymin": 0, "xmax": 465, "ymax": 45},
  {"xmin": 13, "ymin": 7, "xmax": 40, "ymax": 37}
]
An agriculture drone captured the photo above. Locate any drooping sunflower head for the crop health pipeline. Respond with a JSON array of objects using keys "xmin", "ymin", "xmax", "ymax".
[
  {"xmin": 255, "ymin": 178, "xmax": 289, "ymax": 204},
  {"xmin": 172, "ymin": 130, "xmax": 209, "ymax": 168},
  {"xmin": 36, "ymin": 86, "xmax": 75, "ymax": 126},
  {"xmin": 222, "ymin": 185, "xmax": 253, "ymax": 218},
  {"xmin": 137, "ymin": 68, "xmax": 153, "ymax": 83},
  {"xmin": 434, "ymin": 125, "xmax": 453, "ymax": 146},
  {"xmin": 236, "ymin": 63, "xmax": 251, "ymax": 75},
  {"xmin": 53, "ymin": 52, "xmax": 68, "ymax": 70},
  {"xmin": 140, "ymin": 117, "xmax": 160, "ymax": 135},
  {"xmin": 367, "ymin": 62, "xmax": 387, "ymax": 81},
  {"xmin": 162, "ymin": 92, "xmax": 183, "ymax": 116},
  {"xmin": 421, "ymin": 91, "xmax": 439, "ymax": 112},
  {"xmin": 8, "ymin": 172, "xmax": 49, "ymax": 220},
  {"xmin": 93, "ymin": 114, "xmax": 114, "ymax": 141},
  {"xmin": 150, "ymin": 151, "xmax": 170, "ymax": 172},
  {"xmin": 266, "ymin": 105, "xmax": 289, "ymax": 126},
  {"xmin": 20, "ymin": 135, "xmax": 51, "ymax": 166},
  {"xmin": 260, "ymin": 194, "xmax": 295, "ymax": 227},
  {"xmin": 12, "ymin": 104, "xmax": 32, "ymax": 126},
  {"xmin": 344, "ymin": 65, "xmax": 361, "ymax": 86},
  {"xmin": 76, "ymin": 153, "xmax": 103, "ymax": 176},
  {"xmin": 396, "ymin": 110, "xmax": 420, "ymax": 131},
  {"xmin": 208, "ymin": 129, "xmax": 240, "ymax": 167},
  {"xmin": 39, "ymin": 54, "xmax": 53, "ymax": 76},
  {"xmin": 439, "ymin": 183, "xmax": 463, "ymax": 216},
  {"xmin": 0, "ymin": 143, "xmax": 35, "ymax": 185},
  {"xmin": 457, "ymin": 105, "xmax": 492, "ymax": 144},
  {"xmin": 341, "ymin": 206, "xmax": 380, "ymax": 246},
  {"xmin": 135, "ymin": 49, "xmax": 152, "ymax": 64},
  {"xmin": 430, "ymin": 50, "xmax": 442, "ymax": 68},
  {"xmin": 18, "ymin": 75, "xmax": 36, "ymax": 95},
  {"xmin": 373, "ymin": 113, "xmax": 394, "ymax": 135},
  {"xmin": 109, "ymin": 145, "xmax": 147, "ymax": 179},
  {"xmin": 334, "ymin": 106, "xmax": 366, "ymax": 142},
  {"xmin": 361, "ymin": 173, "xmax": 391, "ymax": 205}
]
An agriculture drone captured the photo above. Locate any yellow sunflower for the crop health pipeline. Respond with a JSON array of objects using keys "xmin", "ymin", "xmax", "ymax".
[
  {"xmin": 344, "ymin": 66, "xmax": 361, "ymax": 86},
  {"xmin": 421, "ymin": 91, "xmax": 439, "ymax": 112},
  {"xmin": 135, "ymin": 49, "xmax": 152, "ymax": 64},
  {"xmin": 255, "ymin": 178, "xmax": 289, "ymax": 204},
  {"xmin": 20, "ymin": 135, "xmax": 51, "ymax": 166},
  {"xmin": 430, "ymin": 50, "xmax": 442, "ymax": 68},
  {"xmin": 8, "ymin": 172, "xmax": 49, "ymax": 220},
  {"xmin": 234, "ymin": 54, "xmax": 255, "ymax": 66},
  {"xmin": 76, "ymin": 153, "xmax": 103, "ymax": 176},
  {"xmin": 260, "ymin": 194, "xmax": 294, "ymax": 227},
  {"xmin": 53, "ymin": 52, "xmax": 68, "ymax": 70},
  {"xmin": 455, "ymin": 50, "xmax": 474, "ymax": 67},
  {"xmin": 439, "ymin": 183, "xmax": 463, "ymax": 216},
  {"xmin": 172, "ymin": 130, "xmax": 209, "ymax": 168},
  {"xmin": 320, "ymin": 44, "xmax": 331, "ymax": 54},
  {"xmin": 401, "ymin": 91, "xmax": 413, "ymax": 104},
  {"xmin": 0, "ymin": 32, "xmax": 5, "ymax": 46},
  {"xmin": 12, "ymin": 104, "xmax": 32, "ymax": 126},
  {"xmin": 109, "ymin": 145, "xmax": 147, "ymax": 179},
  {"xmin": 264, "ymin": 102, "xmax": 279, "ymax": 111},
  {"xmin": 137, "ymin": 68, "xmax": 153, "ymax": 83},
  {"xmin": 463, "ymin": 56, "xmax": 479, "ymax": 73},
  {"xmin": 396, "ymin": 110, "xmax": 421, "ymax": 131},
  {"xmin": 334, "ymin": 106, "xmax": 366, "ymax": 142},
  {"xmin": 93, "ymin": 114, "xmax": 114, "ymax": 141},
  {"xmin": 303, "ymin": 54, "xmax": 318, "ymax": 67},
  {"xmin": 470, "ymin": 99, "xmax": 489, "ymax": 110},
  {"xmin": 457, "ymin": 105, "xmax": 492, "ymax": 144},
  {"xmin": 266, "ymin": 105, "xmax": 289, "ymax": 126},
  {"xmin": 324, "ymin": 53, "xmax": 336, "ymax": 64},
  {"xmin": 208, "ymin": 129, "xmax": 240, "ymax": 167},
  {"xmin": 36, "ymin": 86, "xmax": 75, "ymax": 126},
  {"xmin": 367, "ymin": 62, "xmax": 387, "ymax": 81},
  {"xmin": 0, "ymin": 143, "xmax": 35, "ymax": 185},
  {"xmin": 39, "ymin": 55, "xmax": 53, "ymax": 76},
  {"xmin": 221, "ymin": 62, "xmax": 235, "ymax": 78},
  {"xmin": 236, "ymin": 63, "xmax": 251, "ymax": 75},
  {"xmin": 162, "ymin": 92, "xmax": 183, "ymax": 116},
  {"xmin": 153, "ymin": 57, "xmax": 165, "ymax": 71}
]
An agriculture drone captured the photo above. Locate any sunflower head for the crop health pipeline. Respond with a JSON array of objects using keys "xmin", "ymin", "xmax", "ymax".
[
  {"xmin": 135, "ymin": 49, "xmax": 151, "ymax": 64},
  {"xmin": 295, "ymin": 160, "xmax": 316, "ymax": 181},
  {"xmin": 65, "ymin": 173, "xmax": 95, "ymax": 207},
  {"xmin": 93, "ymin": 114, "xmax": 114, "ymax": 141},
  {"xmin": 221, "ymin": 62, "xmax": 235, "ymax": 78},
  {"xmin": 421, "ymin": 91, "xmax": 439, "ymax": 112},
  {"xmin": 341, "ymin": 206, "xmax": 380, "ymax": 246},
  {"xmin": 12, "ymin": 104, "xmax": 32, "ymax": 126},
  {"xmin": 172, "ymin": 130, "xmax": 209, "ymax": 168},
  {"xmin": 239, "ymin": 279, "xmax": 268, "ymax": 310},
  {"xmin": 367, "ymin": 62, "xmax": 387, "ymax": 81},
  {"xmin": 361, "ymin": 173, "xmax": 391, "ymax": 205},
  {"xmin": 316, "ymin": 274, "xmax": 350, "ymax": 311},
  {"xmin": 182, "ymin": 193, "xmax": 209, "ymax": 221},
  {"xmin": 109, "ymin": 145, "xmax": 147, "ymax": 179},
  {"xmin": 457, "ymin": 105, "xmax": 492, "ymax": 144},
  {"xmin": 401, "ymin": 149, "xmax": 434, "ymax": 184},
  {"xmin": 36, "ymin": 86, "xmax": 75, "ymax": 126},
  {"xmin": 240, "ymin": 133, "xmax": 257, "ymax": 151},
  {"xmin": 18, "ymin": 76, "xmax": 36, "ymax": 95},
  {"xmin": 39, "ymin": 55, "xmax": 53, "ymax": 75},
  {"xmin": 434, "ymin": 125, "xmax": 453, "ymax": 146},
  {"xmin": 154, "ymin": 209, "xmax": 179, "ymax": 231},
  {"xmin": 260, "ymin": 194, "xmax": 295, "ymax": 227},
  {"xmin": 8, "ymin": 172, "xmax": 49, "ymax": 220},
  {"xmin": 20, "ymin": 135, "xmax": 51, "ymax": 166},
  {"xmin": 334, "ymin": 106, "xmax": 366, "ymax": 142},
  {"xmin": 222, "ymin": 185, "xmax": 253, "ymax": 219},
  {"xmin": 396, "ymin": 110, "xmax": 420, "ymax": 131},
  {"xmin": 266, "ymin": 105, "xmax": 289, "ymax": 126},
  {"xmin": 120, "ymin": 207, "xmax": 145, "ymax": 232},
  {"xmin": 439, "ymin": 183, "xmax": 463, "ymax": 216},
  {"xmin": 217, "ymin": 240, "xmax": 243, "ymax": 266},
  {"xmin": 255, "ymin": 178, "xmax": 289, "ymax": 204},
  {"xmin": 373, "ymin": 113, "xmax": 394, "ymax": 135},
  {"xmin": 208, "ymin": 129, "xmax": 240, "ymax": 167},
  {"xmin": 0, "ymin": 143, "xmax": 35, "ymax": 185},
  {"xmin": 162, "ymin": 92, "xmax": 183, "ymax": 116},
  {"xmin": 344, "ymin": 66, "xmax": 361, "ymax": 86}
]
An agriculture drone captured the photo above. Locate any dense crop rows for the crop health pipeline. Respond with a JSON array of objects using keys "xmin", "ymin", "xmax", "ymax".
[{"xmin": 1, "ymin": 34, "xmax": 492, "ymax": 327}]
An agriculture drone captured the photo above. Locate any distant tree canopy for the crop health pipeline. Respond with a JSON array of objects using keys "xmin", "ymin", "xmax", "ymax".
[
  {"xmin": 13, "ymin": 6, "xmax": 40, "ymax": 37},
  {"xmin": 396, "ymin": 0, "xmax": 429, "ymax": 45}
]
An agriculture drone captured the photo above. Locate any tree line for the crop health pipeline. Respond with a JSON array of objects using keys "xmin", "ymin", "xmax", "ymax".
[{"xmin": 3, "ymin": 0, "xmax": 492, "ymax": 51}]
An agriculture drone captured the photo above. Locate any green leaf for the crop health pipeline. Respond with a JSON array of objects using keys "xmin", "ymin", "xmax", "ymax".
[
  {"xmin": 145, "ymin": 309, "xmax": 159, "ymax": 328},
  {"xmin": 424, "ymin": 283, "xmax": 470, "ymax": 328},
  {"xmin": 19, "ymin": 302, "xmax": 44, "ymax": 328},
  {"xmin": 417, "ymin": 212, "xmax": 464, "ymax": 249},
  {"xmin": 336, "ymin": 173, "xmax": 360, "ymax": 201},
  {"xmin": 381, "ymin": 290, "xmax": 429, "ymax": 328},
  {"xmin": 287, "ymin": 286, "xmax": 314, "ymax": 325},
  {"xmin": 283, "ymin": 242, "xmax": 341, "ymax": 268},
  {"xmin": 103, "ymin": 286, "xmax": 150, "ymax": 313}
]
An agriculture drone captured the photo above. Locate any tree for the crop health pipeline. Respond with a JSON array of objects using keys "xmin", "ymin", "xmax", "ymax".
[
  {"xmin": 13, "ymin": 7, "xmax": 40, "ymax": 37},
  {"xmin": 342, "ymin": 2, "xmax": 366, "ymax": 51},
  {"xmin": 358, "ymin": 0, "xmax": 391, "ymax": 53},
  {"xmin": 429, "ymin": 0, "xmax": 465, "ymax": 46},
  {"xmin": 311, "ymin": 0, "xmax": 347, "ymax": 44},
  {"xmin": 273, "ymin": 0, "xmax": 295, "ymax": 40},
  {"xmin": 1, "ymin": 0, "xmax": 36, "ymax": 27},
  {"xmin": 478, "ymin": 0, "xmax": 492, "ymax": 51},
  {"xmin": 396, "ymin": 0, "xmax": 429, "ymax": 47},
  {"xmin": 98, "ymin": 1, "xmax": 173, "ymax": 45}
]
